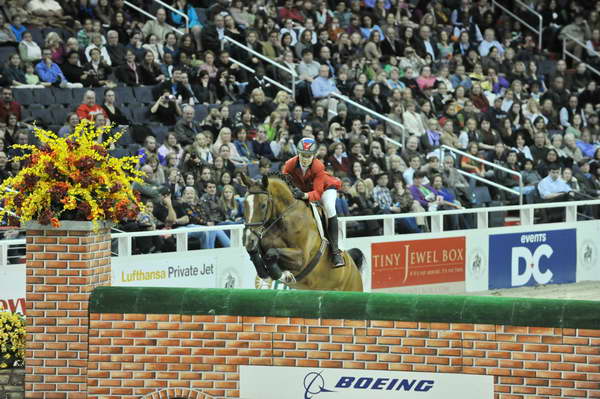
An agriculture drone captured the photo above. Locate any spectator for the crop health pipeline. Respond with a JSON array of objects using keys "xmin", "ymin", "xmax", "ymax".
[
  {"xmin": 0, "ymin": 88, "xmax": 21, "ymax": 124},
  {"xmin": 150, "ymin": 90, "xmax": 182, "ymax": 126},
  {"xmin": 116, "ymin": 49, "xmax": 141, "ymax": 86},
  {"xmin": 18, "ymin": 31, "xmax": 42, "ymax": 63},
  {"xmin": 139, "ymin": 50, "xmax": 165, "ymax": 85},
  {"xmin": 157, "ymin": 133, "xmax": 184, "ymax": 167},
  {"xmin": 219, "ymin": 184, "xmax": 243, "ymax": 223},
  {"xmin": 198, "ymin": 181, "xmax": 231, "ymax": 248},
  {"xmin": 142, "ymin": 8, "xmax": 170, "ymax": 43},
  {"xmin": 76, "ymin": 90, "xmax": 108, "ymax": 122},
  {"xmin": 101, "ymin": 89, "xmax": 129, "ymax": 126},
  {"xmin": 35, "ymin": 47, "xmax": 80, "ymax": 88},
  {"xmin": 106, "ymin": 30, "xmax": 127, "ymax": 66},
  {"xmin": 538, "ymin": 163, "xmax": 574, "ymax": 201},
  {"xmin": 58, "ymin": 113, "xmax": 80, "ymax": 137},
  {"xmin": 201, "ymin": 13, "xmax": 225, "ymax": 54},
  {"xmin": 174, "ymin": 105, "xmax": 203, "ymax": 147},
  {"xmin": 311, "ymin": 64, "xmax": 340, "ymax": 102},
  {"xmin": 83, "ymin": 48, "xmax": 113, "ymax": 87}
]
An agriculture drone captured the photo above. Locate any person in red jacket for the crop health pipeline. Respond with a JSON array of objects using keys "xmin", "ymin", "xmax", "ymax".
[{"xmin": 282, "ymin": 137, "xmax": 345, "ymax": 267}]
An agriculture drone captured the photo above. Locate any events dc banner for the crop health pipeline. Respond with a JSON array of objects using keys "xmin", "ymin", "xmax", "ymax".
[
  {"xmin": 488, "ymin": 229, "xmax": 576, "ymax": 289},
  {"xmin": 240, "ymin": 366, "xmax": 493, "ymax": 399}
]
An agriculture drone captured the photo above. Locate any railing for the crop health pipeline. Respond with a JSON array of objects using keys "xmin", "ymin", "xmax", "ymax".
[
  {"xmin": 339, "ymin": 199, "xmax": 600, "ymax": 237},
  {"xmin": 562, "ymin": 32, "xmax": 600, "ymax": 78},
  {"xmin": 223, "ymin": 35, "xmax": 298, "ymax": 98},
  {"xmin": 492, "ymin": 0, "xmax": 543, "ymax": 49},
  {"xmin": 1, "ymin": 199, "xmax": 599, "ymax": 267},
  {"xmin": 330, "ymin": 92, "xmax": 406, "ymax": 148},
  {"xmin": 442, "ymin": 145, "xmax": 524, "ymax": 205},
  {"xmin": 123, "ymin": 0, "xmax": 186, "ymax": 35}
]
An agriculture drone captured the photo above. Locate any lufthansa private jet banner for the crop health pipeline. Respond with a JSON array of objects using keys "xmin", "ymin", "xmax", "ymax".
[{"xmin": 240, "ymin": 366, "xmax": 493, "ymax": 399}]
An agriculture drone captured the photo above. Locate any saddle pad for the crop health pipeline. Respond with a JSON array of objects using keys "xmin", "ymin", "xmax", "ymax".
[{"xmin": 309, "ymin": 202, "xmax": 327, "ymax": 242}]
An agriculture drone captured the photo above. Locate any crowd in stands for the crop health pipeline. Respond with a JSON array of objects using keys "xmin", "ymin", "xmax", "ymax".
[{"xmin": 1, "ymin": 0, "xmax": 600, "ymax": 252}]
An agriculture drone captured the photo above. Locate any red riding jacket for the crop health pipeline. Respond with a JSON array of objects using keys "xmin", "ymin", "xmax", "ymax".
[{"xmin": 282, "ymin": 156, "xmax": 341, "ymax": 201}]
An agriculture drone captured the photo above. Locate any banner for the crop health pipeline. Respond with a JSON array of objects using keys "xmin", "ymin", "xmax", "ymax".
[
  {"xmin": 371, "ymin": 237, "xmax": 465, "ymax": 289},
  {"xmin": 240, "ymin": 366, "xmax": 493, "ymax": 399},
  {"xmin": 112, "ymin": 248, "xmax": 256, "ymax": 289},
  {"xmin": 0, "ymin": 266, "xmax": 25, "ymax": 314},
  {"xmin": 488, "ymin": 229, "xmax": 576, "ymax": 289}
]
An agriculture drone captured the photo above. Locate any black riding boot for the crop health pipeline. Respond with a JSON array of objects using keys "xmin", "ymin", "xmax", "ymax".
[{"xmin": 327, "ymin": 216, "xmax": 345, "ymax": 267}]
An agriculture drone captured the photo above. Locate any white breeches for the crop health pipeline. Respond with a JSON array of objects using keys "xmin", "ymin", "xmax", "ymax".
[{"xmin": 320, "ymin": 188, "xmax": 337, "ymax": 219}]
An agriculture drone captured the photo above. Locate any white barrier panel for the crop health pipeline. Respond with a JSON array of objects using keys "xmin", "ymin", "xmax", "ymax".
[
  {"xmin": 0, "ymin": 265, "xmax": 25, "ymax": 313},
  {"xmin": 240, "ymin": 366, "xmax": 493, "ymax": 399},
  {"xmin": 344, "ymin": 220, "xmax": 600, "ymax": 293},
  {"xmin": 112, "ymin": 248, "xmax": 256, "ymax": 289}
]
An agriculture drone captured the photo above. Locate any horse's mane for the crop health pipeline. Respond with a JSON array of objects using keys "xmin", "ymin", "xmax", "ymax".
[{"xmin": 265, "ymin": 171, "xmax": 295, "ymax": 193}]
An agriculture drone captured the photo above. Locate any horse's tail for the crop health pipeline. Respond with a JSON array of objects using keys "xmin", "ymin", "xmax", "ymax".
[{"xmin": 347, "ymin": 248, "xmax": 364, "ymax": 271}]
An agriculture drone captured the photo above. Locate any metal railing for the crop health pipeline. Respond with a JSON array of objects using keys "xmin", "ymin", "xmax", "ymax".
[
  {"xmin": 441, "ymin": 145, "xmax": 524, "ymax": 205},
  {"xmin": 562, "ymin": 32, "xmax": 600, "ymax": 79},
  {"xmin": 223, "ymin": 35, "xmax": 298, "ymax": 98},
  {"xmin": 339, "ymin": 199, "xmax": 600, "ymax": 237},
  {"xmin": 330, "ymin": 92, "xmax": 406, "ymax": 148},
  {"xmin": 124, "ymin": 0, "xmax": 187, "ymax": 35},
  {"xmin": 492, "ymin": 0, "xmax": 543, "ymax": 49}
]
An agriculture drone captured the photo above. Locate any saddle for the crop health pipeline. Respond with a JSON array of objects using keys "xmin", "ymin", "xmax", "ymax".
[{"xmin": 308, "ymin": 201, "xmax": 328, "ymax": 243}]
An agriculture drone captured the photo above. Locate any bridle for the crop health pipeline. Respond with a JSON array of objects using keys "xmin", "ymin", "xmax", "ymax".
[{"xmin": 244, "ymin": 189, "xmax": 299, "ymax": 245}]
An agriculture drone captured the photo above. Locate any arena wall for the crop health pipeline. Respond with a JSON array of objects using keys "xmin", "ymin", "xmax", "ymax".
[{"xmin": 86, "ymin": 287, "xmax": 600, "ymax": 399}]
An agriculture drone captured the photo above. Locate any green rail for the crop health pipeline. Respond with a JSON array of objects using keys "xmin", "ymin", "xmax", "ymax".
[{"xmin": 90, "ymin": 287, "xmax": 600, "ymax": 329}]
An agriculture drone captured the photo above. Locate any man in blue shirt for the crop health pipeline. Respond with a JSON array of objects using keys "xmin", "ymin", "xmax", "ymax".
[
  {"xmin": 311, "ymin": 65, "xmax": 340, "ymax": 101},
  {"xmin": 538, "ymin": 164, "xmax": 574, "ymax": 201},
  {"xmin": 35, "ymin": 48, "xmax": 69, "ymax": 87}
]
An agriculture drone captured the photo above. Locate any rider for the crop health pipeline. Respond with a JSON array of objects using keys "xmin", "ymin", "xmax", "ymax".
[{"xmin": 282, "ymin": 137, "xmax": 345, "ymax": 267}]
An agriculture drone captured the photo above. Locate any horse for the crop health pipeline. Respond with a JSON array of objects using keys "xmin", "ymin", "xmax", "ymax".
[{"xmin": 240, "ymin": 172, "xmax": 364, "ymax": 292}]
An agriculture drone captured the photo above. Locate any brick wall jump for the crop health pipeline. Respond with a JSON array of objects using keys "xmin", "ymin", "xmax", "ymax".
[{"xmin": 86, "ymin": 288, "xmax": 600, "ymax": 399}]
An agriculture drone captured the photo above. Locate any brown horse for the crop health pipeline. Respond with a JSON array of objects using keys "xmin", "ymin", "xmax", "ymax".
[{"xmin": 241, "ymin": 172, "xmax": 364, "ymax": 292}]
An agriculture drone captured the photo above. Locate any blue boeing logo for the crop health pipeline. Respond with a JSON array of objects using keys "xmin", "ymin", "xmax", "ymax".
[{"xmin": 303, "ymin": 371, "xmax": 335, "ymax": 399}]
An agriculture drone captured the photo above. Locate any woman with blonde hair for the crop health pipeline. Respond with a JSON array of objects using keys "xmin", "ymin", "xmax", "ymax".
[
  {"xmin": 45, "ymin": 31, "xmax": 65, "ymax": 64},
  {"xmin": 188, "ymin": 132, "xmax": 214, "ymax": 164},
  {"xmin": 212, "ymin": 127, "xmax": 245, "ymax": 165},
  {"xmin": 218, "ymin": 184, "xmax": 243, "ymax": 223}
]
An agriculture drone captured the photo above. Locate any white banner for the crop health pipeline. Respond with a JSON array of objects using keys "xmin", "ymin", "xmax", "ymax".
[
  {"xmin": 240, "ymin": 366, "xmax": 493, "ymax": 399},
  {"xmin": 112, "ymin": 248, "xmax": 256, "ymax": 289},
  {"xmin": 0, "ymin": 266, "xmax": 26, "ymax": 314}
]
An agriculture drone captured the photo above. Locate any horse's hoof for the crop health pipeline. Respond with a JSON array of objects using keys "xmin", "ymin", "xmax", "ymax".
[
  {"xmin": 256, "ymin": 278, "xmax": 273, "ymax": 289},
  {"xmin": 279, "ymin": 271, "xmax": 297, "ymax": 285}
]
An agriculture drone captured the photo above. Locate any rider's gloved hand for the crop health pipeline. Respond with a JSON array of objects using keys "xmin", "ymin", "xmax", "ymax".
[{"xmin": 292, "ymin": 188, "xmax": 306, "ymax": 200}]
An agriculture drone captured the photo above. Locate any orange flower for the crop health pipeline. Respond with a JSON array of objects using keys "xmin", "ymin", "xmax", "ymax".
[{"xmin": 50, "ymin": 218, "xmax": 60, "ymax": 228}]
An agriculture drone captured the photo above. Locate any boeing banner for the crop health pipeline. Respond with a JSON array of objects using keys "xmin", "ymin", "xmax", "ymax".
[
  {"xmin": 488, "ymin": 229, "xmax": 577, "ymax": 289},
  {"xmin": 240, "ymin": 366, "xmax": 493, "ymax": 399}
]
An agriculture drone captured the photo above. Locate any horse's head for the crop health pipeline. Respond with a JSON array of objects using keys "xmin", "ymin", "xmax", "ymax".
[{"xmin": 240, "ymin": 172, "xmax": 294, "ymax": 253}]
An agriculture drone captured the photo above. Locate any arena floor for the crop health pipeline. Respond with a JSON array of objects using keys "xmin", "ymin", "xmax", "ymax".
[{"xmin": 462, "ymin": 281, "xmax": 600, "ymax": 301}]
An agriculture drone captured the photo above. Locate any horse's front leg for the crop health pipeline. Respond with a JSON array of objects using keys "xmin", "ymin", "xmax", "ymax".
[{"xmin": 263, "ymin": 247, "xmax": 305, "ymax": 283}]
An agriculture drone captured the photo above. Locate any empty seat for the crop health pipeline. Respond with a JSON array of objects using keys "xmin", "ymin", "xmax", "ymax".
[
  {"xmin": 32, "ymin": 88, "xmax": 55, "ymax": 106},
  {"xmin": 29, "ymin": 27, "xmax": 44, "ymax": 47},
  {"xmin": 150, "ymin": 125, "xmax": 169, "ymax": 143},
  {"xmin": 133, "ymin": 86, "xmax": 155, "ymax": 104},
  {"xmin": 193, "ymin": 104, "xmax": 208, "ymax": 121},
  {"xmin": 0, "ymin": 47, "xmax": 15, "ymax": 66},
  {"xmin": 70, "ymin": 87, "xmax": 87, "ymax": 103},
  {"xmin": 29, "ymin": 108, "xmax": 51, "ymax": 127},
  {"xmin": 12, "ymin": 89, "xmax": 34, "ymax": 105},
  {"xmin": 48, "ymin": 105, "xmax": 68, "ymax": 126},
  {"xmin": 51, "ymin": 88, "xmax": 73, "ymax": 106},
  {"xmin": 94, "ymin": 87, "xmax": 105, "ymax": 105},
  {"xmin": 109, "ymin": 148, "xmax": 130, "ymax": 158},
  {"xmin": 113, "ymin": 86, "xmax": 135, "ymax": 105}
]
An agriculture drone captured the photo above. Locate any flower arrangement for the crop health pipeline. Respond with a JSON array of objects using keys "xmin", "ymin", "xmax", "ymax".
[
  {"xmin": 0, "ymin": 306, "xmax": 25, "ymax": 368},
  {"xmin": 0, "ymin": 121, "xmax": 144, "ymax": 228}
]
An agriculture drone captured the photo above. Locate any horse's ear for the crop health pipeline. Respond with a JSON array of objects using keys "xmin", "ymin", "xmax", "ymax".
[
  {"xmin": 261, "ymin": 175, "xmax": 269, "ymax": 189},
  {"xmin": 239, "ymin": 172, "xmax": 253, "ymax": 187}
]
